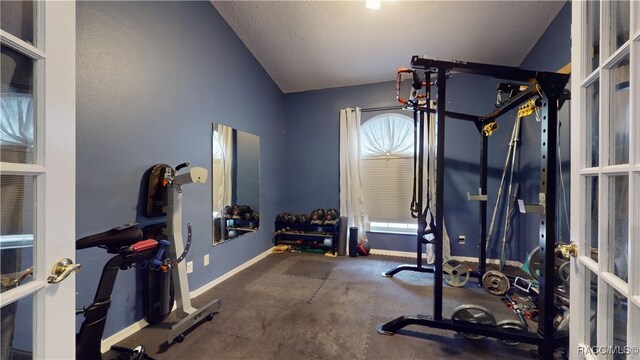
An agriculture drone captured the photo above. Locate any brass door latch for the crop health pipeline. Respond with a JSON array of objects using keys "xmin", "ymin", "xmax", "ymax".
[
  {"xmin": 47, "ymin": 258, "xmax": 81, "ymax": 284},
  {"xmin": 559, "ymin": 243, "xmax": 578, "ymax": 258}
]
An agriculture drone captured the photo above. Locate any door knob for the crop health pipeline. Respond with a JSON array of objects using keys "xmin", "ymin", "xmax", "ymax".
[{"xmin": 47, "ymin": 258, "xmax": 81, "ymax": 284}]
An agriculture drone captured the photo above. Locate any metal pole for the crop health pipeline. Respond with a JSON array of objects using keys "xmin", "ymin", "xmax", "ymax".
[
  {"xmin": 500, "ymin": 116, "xmax": 522, "ymax": 270},
  {"xmin": 479, "ymin": 124, "xmax": 488, "ymax": 278},
  {"xmin": 537, "ymin": 96, "xmax": 558, "ymax": 359},
  {"xmin": 487, "ymin": 118, "xmax": 518, "ymax": 251},
  {"xmin": 417, "ymin": 109, "xmax": 425, "ymax": 269},
  {"xmin": 434, "ymin": 69, "xmax": 447, "ymax": 321}
]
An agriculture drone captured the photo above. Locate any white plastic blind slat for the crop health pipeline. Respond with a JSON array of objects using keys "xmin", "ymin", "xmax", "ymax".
[{"xmin": 362, "ymin": 157, "xmax": 414, "ymax": 223}]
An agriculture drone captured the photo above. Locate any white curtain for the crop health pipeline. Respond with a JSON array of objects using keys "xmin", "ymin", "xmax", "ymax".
[
  {"xmin": 212, "ymin": 132, "xmax": 224, "ymax": 215},
  {"xmin": 361, "ymin": 113, "xmax": 413, "ymax": 158},
  {"xmin": 212, "ymin": 125, "xmax": 233, "ymax": 213},
  {"xmin": 359, "ymin": 110, "xmax": 450, "ymax": 263},
  {"xmin": 1, "ymin": 93, "xmax": 34, "ymax": 147},
  {"xmin": 339, "ymin": 108, "xmax": 368, "ymax": 251}
]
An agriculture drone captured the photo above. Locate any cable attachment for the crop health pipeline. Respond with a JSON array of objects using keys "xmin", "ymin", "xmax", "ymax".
[
  {"xmin": 396, "ymin": 68, "xmax": 428, "ymax": 108},
  {"xmin": 517, "ymin": 98, "xmax": 539, "ymax": 118},
  {"xmin": 482, "ymin": 121, "xmax": 498, "ymax": 136},
  {"xmin": 409, "ymin": 202, "xmax": 419, "ymax": 219}
]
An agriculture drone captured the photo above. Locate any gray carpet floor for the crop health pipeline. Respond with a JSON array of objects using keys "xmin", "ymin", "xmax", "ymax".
[{"xmin": 108, "ymin": 252, "xmax": 541, "ymax": 360}]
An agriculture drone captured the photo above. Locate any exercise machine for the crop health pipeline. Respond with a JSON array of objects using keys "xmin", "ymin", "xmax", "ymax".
[
  {"xmin": 145, "ymin": 163, "xmax": 221, "ymax": 345},
  {"xmin": 76, "ymin": 223, "xmax": 162, "ymax": 360},
  {"xmin": 376, "ymin": 56, "xmax": 570, "ymax": 359}
]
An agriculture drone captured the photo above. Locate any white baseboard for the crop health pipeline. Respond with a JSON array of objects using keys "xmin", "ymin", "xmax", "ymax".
[
  {"xmin": 101, "ymin": 318, "xmax": 149, "ymax": 353},
  {"xmin": 101, "ymin": 247, "xmax": 273, "ymax": 353},
  {"xmin": 369, "ymin": 249, "xmax": 523, "ymax": 268},
  {"xmin": 190, "ymin": 247, "xmax": 272, "ymax": 298},
  {"xmin": 452, "ymin": 255, "xmax": 523, "ymax": 269},
  {"xmin": 369, "ymin": 249, "xmax": 416, "ymax": 258}
]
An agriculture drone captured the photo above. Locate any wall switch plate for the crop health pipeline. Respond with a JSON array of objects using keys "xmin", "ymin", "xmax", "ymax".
[
  {"xmin": 458, "ymin": 235, "xmax": 465, "ymax": 245},
  {"xmin": 186, "ymin": 261, "xmax": 193, "ymax": 274},
  {"xmin": 204, "ymin": 254, "xmax": 210, "ymax": 266}
]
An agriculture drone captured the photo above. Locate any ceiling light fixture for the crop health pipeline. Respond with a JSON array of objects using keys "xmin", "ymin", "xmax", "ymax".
[{"xmin": 365, "ymin": 0, "xmax": 381, "ymax": 10}]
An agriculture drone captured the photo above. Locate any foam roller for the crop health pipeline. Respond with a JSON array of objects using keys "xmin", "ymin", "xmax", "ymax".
[
  {"xmin": 349, "ymin": 227, "xmax": 358, "ymax": 257},
  {"xmin": 338, "ymin": 216, "xmax": 348, "ymax": 256}
]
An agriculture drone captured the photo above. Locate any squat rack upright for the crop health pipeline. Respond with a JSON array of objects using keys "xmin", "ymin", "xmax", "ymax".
[{"xmin": 377, "ymin": 56, "xmax": 570, "ymax": 359}]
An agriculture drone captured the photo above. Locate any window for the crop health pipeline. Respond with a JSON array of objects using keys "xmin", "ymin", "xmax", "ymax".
[{"xmin": 361, "ymin": 113, "xmax": 416, "ymax": 234}]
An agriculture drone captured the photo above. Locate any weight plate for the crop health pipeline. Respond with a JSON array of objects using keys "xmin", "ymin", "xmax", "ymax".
[
  {"xmin": 497, "ymin": 319, "xmax": 526, "ymax": 346},
  {"xmin": 443, "ymin": 259, "xmax": 470, "ymax": 288},
  {"xmin": 528, "ymin": 246, "xmax": 567, "ymax": 281},
  {"xmin": 526, "ymin": 247, "xmax": 540, "ymax": 280},
  {"xmin": 451, "ymin": 304, "xmax": 497, "ymax": 340},
  {"xmin": 558, "ymin": 261, "xmax": 570, "ymax": 288},
  {"xmin": 482, "ymin": 270, "xmax": 510, "ymax": 296}
]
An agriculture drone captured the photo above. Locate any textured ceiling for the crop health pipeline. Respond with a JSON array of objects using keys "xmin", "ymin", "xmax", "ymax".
[{"xmin": 212, "ymin": 1, "xmax": 566, "ymax": 93}]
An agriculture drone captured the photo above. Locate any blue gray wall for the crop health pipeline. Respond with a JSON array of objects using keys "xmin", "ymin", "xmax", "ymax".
[
  {"xmin": 76, "ymin": 1, "xmax": 285, "ymax": 337},
  {"xmin": 517, "ymin": 1, "xmax": 572, "ymax": 256},
  {"xmin": 283, "ymin": 74, "xmax": 507, "ymax": 256},
  {"xmin": 282, "ymin": 3, "xmax": 571, "ymax": 262}
]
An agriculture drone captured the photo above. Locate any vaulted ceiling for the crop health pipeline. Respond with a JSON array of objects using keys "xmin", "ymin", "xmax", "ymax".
[{"xmin": 213, "ymin": 1, "xmax": 566, "ymax": 93}]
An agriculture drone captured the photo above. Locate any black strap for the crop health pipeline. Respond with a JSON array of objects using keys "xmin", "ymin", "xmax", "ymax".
[
  {"xmin": 410, "ymin": 108, "xmax": 419, "ymax": 218},
  {"xmin": 425, "ymin": 108, "xmax": 431, "ymax": 214},
  {"xmin": 422, "ymin": 108, "xmax": 437, "ymax": 237}
]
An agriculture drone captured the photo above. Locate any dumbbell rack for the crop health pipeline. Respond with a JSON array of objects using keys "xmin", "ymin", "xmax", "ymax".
[
  {"xmin": 376, "ymin": 56, "xmax": 570, "ymax": 359},
  {"xmin": 224, "ymin": 218, "xmax": 258, "ymax": 235},
  {"xmin": 273, "ymin": 221, "xmax": 340, "ymax": 254}
]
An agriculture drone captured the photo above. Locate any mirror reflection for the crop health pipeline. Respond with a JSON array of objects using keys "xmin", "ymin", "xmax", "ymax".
[{"xmin": 212, "ymin": 123, "xmax": 260, "ymax": 245}]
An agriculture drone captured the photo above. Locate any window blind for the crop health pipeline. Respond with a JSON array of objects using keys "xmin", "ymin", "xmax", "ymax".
[{"xmin": 361, "ymin": 157, "xmax": 414, "ymax": 223}]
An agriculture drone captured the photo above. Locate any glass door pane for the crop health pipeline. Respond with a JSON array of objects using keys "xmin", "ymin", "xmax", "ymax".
[
  {"xmin": 0, "ymin": 175, "xmax": 35, "ymax": 291},
  {"xmin": 1, "ymin": 45, "xmax": 36, "ymax": 164},
  {"xmin": 587, "ymin": 0, "xmax": 601, "ymax": 74},
  {"xmin": 0, "ymin": 293, "xmax": 34, "ymax": 360},
  {"xmin": 586, "ymin": 176, "xmax": 599, "ymax": 261},
  {"xmin": 609, "ymin": 54, "xmax": 630, "ymax": 166},
  {"xmin": 586, "ymin": 79, "xmax": 600, "ymax": 167},
  {"xmin": 608, "ymin": 175, "xmax": 628, "ymax": 282},
  {"xmin": 610, "ymin": 285, "xmax": 628, "ymax": 350},
  {"xmin": 587, "ymin": 269, "xmax": 598, "ymax": 346},
  {"xmin": 0, "ymin": 1, "xmax": 36, "ymax": 45},
  {"xmin": 609, "ymin": 0, "xmax": 631, "ymax": 53}
]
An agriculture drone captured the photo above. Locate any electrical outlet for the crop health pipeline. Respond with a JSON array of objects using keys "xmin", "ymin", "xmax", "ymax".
[
  {"xmin": 458, "ymin": 235, "xmax": 465, "ymax": 245},
  {"xmin": 186, "ymin": 261, "xmax": 193, "ymax": 274},
  {"xmin": 204, "ymin": 254, "xmax": 210, "ymax": 266}
]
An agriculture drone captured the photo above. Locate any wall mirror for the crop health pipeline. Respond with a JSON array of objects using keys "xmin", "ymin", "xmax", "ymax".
[{"xmin": 212, "ymin": 123, "xmax": 260, "ymax": 245}]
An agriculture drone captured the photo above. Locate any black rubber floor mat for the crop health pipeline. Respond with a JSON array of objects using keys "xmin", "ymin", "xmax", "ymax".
[{"xmin": 283, "ymin": 259, "xmax": 336, "ymax": 280}]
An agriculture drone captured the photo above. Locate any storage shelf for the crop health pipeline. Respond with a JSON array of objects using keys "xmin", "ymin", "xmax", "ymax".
[{"xmin": 273, "ymin": 221, "xmax": 340, "ymax": 253}]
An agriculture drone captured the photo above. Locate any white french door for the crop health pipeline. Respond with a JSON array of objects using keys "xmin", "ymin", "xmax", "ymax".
[
  {"xmin": 0, "ymin": 1, "xmax": 76, "ymax": 359},
  {"xmin": 570, "ymin": 1, "xmax": 640, "ymax": 359}
]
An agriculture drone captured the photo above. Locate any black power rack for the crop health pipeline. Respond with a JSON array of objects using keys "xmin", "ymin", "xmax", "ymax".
[{"xmin": 376, "ymin": 56, "xmax": 570, "ymax": 359}]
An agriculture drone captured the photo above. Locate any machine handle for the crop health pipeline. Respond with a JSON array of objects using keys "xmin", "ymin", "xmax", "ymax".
[
  {"xmin": 129, "ymin": 239, "xmax": 158, "ymax": 252},
  {"xmin": 396, "ymin": 68, "xmax": 414, "ymax": 104},
  {"xmin": 175, "ymin": 162, "xmax": 190, "ymax": 171}
]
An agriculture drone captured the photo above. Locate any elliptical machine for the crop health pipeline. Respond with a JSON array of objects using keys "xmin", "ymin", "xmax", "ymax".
[{"xmin": 76, "ymin": 223, "xmax": 165, "ymax": 360}]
